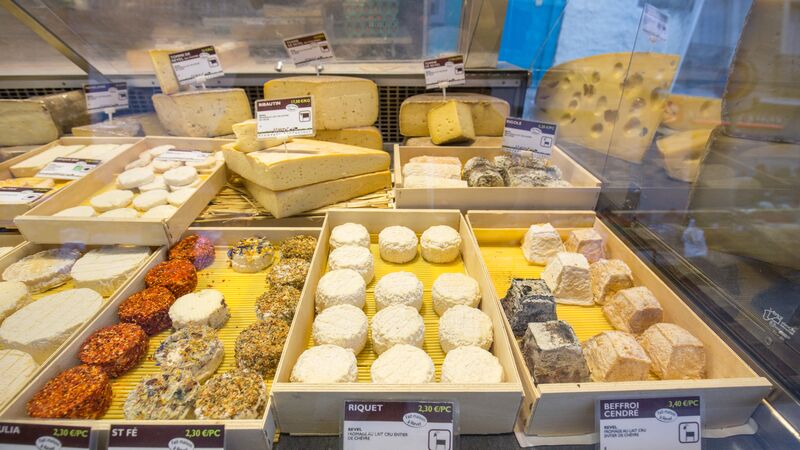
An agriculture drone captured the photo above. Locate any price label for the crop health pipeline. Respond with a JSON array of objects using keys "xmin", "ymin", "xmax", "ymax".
[
  {"xmin": 84, "ymin": 82, "xmax": 129, "ymax": 113},
  {"xmin": 0, "ymin": 423, "xmax": 91, "ymax": 449},
  {"xmin": 36, "ymin": 157, "xmax": 101, "ymax": 180},
  {"xmin": 502, "ymin": 118, "xmax": 557, "ymax": 160},
  {"xmin": 255, "ymin": 96, "xmax": 314, "ymax": 139},
  {"xmin": 598, "ymin": 396, "xmax": 701, "ymax": 450},
  {"xmin": 0, "ymin": 187, "xmax": 52, "ymax": 204},
  {"xmin": 283, "ymin": 32, "xmax": 335, "ymax": 66},
  {"xmin": 169, "ymin": 46, "xmax": 224, "ymax": 86},
  {"xmin": 109, "ymin": 425, "xmax": 224, "ymax": 450},
  {"xmin": 343, "ymin": 400, "xmax": 456, "ymax": 450},
  {"xmin": 642, "ymin": 3, "xmax": 668, "ymax": 42},
  {"xmin": 155, "ymin": 149, "xmax": 213, "ymax": 163},
  {"xmin": 423, "ymin": 55, "xmax": 466, "ymax": 89}
]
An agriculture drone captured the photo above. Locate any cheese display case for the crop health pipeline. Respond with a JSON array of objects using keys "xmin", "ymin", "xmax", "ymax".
[{"xmin": 0, "ymin": 0, "xmax": 798, "ymax": 449}]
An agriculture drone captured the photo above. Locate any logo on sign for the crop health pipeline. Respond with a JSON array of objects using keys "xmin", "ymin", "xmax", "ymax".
[
  {"xmin": 35, "ymin": 436, "xmax": 62, "ymax": 450},
  {"xmin": 655, "ymin": 408, "xmax": 677, "ymax": 423},
  {"xmin": 168, "ymin": 437, "xmax": 195, "ymax": 450},
  {"xmin": 402, "ymin": 412, "xmax": 428, "ymax": 428}
]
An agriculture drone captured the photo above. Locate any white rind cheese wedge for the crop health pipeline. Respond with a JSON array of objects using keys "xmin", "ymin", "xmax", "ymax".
[
  {"xmin": 399, "ymin": 93, "xmax": 509, "ymax": 137},
  {"xmin": 0, "ymin": 100, "xmax": 60, "ymax": 147},
  {"xmin": 0, "ymin": 281, "xmax": 31, "ymax": 322},
  {"xmin": 263, "ymin": 76, "xmax": 378, "ymax": 130},
  {"xmin": 0, "ymin": 288, "xmax": 103, "ymax": 362},
  {"xmin": 152, "ymin": 88, "xmax": 252, "ymax": 137},
  {"xmin": 10, "ymin": 145, "xmax": 84, "ymax": 178},
  {"xmin": 534, "ymin": 52, "xmax": 679, "ymax": 163},
  {"xmin": 244, "ymin": 170, "xmax": 390, "ymax": 219},
  {"xmin": 70, "ymin": 246, "xmax": 151, "ymax": 296},
  {"xmin": 0, "ymin": 349, "xmax": 39, "ymax": 408},
  {"xmin": 223, "ymin": 138, "xmax": 390, "ymax": 191},
  {"xmin": 2, "ymin": 248, "xmax": 82, "ymax": 294}
]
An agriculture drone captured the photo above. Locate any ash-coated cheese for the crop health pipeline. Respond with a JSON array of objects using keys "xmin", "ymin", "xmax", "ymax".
[
  {"xmin": 315, "ymin": 268, "xmax": 366, "ymax": 312},
  {"xmin": 438, "ymin": 305, "xmax": 493, "ymax": 353},
  {"xmin": 0, "ymin": 349, "xmax": 38, "ymax": 408},
  {"xmin": 224, "ymin": 138, "xmax": 390, "ymax": 191},
  {"xmin": 148, "ymin": 49, "xmax": 182, "ymax": 95},
  {"xmin": 603, "ymin": 287, "xmax": 663, "ymax": 334},
  {"xmin": 152, "ymin": 88, "xmax": 252, "ymax": 137},
  {"xmin": 0, "ymin": 281, "xmax": 31, "ymax": 322},
  {"xmin": 521, "ymin": 223, "xmax": 564, "ymax": 264},
  {"xmin": 330, "ymin": 223, "xmax": 370, "ymax": 249},
  {"xmin": 564, "ymin": 228, "xmax": 605, "ymax": 263},
  {"xmin": 421, "ymin": 225, "xmax": 461, "ymax": 263},
  {"xmin": 370, "ymin": 304, "xmax": 425, "ymax": 355},
  {"xmin": 431, "ymin": 272, "xmax": 481, "ymax": 315},
  {"xmin": 501, "ymin": 278, "xmax": 557, "ymax": 337},
  {"xmin": 328, "ymin": 245, "xmax": 374, "ymax": 284},
  {"xmin": 378, "ymin": 226, "xmax": 418, "ymax": 263},
  {"xmin": 403, "ymin": 175, "xmax": 468, "ymax": 188},
  {"xmin": 10, "ymin": 145, "xmax": 83, "ymax": 178},
  {"xmin": 315, "ymin": 127, "xmax": 383, "ymax": 150},
  {"xmin": 70, "ymin": 246, "xmax": 151, "ymax": 296},
  {"xmin": 133, "ymin": 189, "xmax": 169, "ymax": 211},
  {"xmin": 399, "ymin": 93, "xmax": 509, "ymax": 137},
  {"xmin": 263, "ymin": 76, "xmax": 378, "ymax": 130},
  {"xmin": 374, "ymin": 271, "xmax": 423, "ymax": 311},
  {"xmin": 169, "ymin": 289, "xmax": 230, "ymax": 330},
  {"xmin": 428, "ymin": 100, "xmax": 476, "ymax": 145},
  {"xmin": 90, "ymin": 190, "xmax": 135, "ymax": 212},
  {"xmin": 291, "ymin": 344, "xmax": 358, "ymax": 383},
  {"xmin": 370, "ymin": 344, "xmax": 434, "ymax": 384},
  {"xmin": 638, "ymin": 323, "xmax": 705, "ymax": 380},
  {"xmin": 0, "ymin": 288, "xmax": 103, "ymax": 363},
  {"xmin": 2, "ymin": 248, "xmax": 82, "ymax": 294},
  {"xmin": 117, "ymin": 167, "xmax": 155, "ymax": 190},
  {"xmin": 312, "ymin": 304, "xmax": 368, "ymax": 354},
  {"xmin": 441, "ymin": 346, "xmax": 503, "ymax": 383},
  {"xmin": 590, "ymin": 259, "xmax": 634, "ymax": 305},
  {"xmin": 542, "ymin": 252, "xmax": 592, "ymax": 305},
  {"xmin": 522, "ymin": 320, "xmax": 590, "ymax": 383},
  {"xmin": 54, "ymin": 206, "xmax": 96, "ymax": 218},
  {"xmin": 583, "ymin": 331, "xmax": 652, "ymax": 382},
  {"xmin": 402, "ymin": 162, "xmax": 461, "ymax": 180},
  {"xmin": 244, "ymin": 170, "xmax": 391, "ymax": 219}
]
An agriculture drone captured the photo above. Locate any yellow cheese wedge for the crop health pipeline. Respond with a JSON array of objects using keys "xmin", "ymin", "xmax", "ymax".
[
  {"xmin": 263, "ymin": 76, "xmax": 378, "ymax": 130},
  {"xmin": 405, "ymin": 136, "xmax": 503, "ymax": 148},
  {"xmin": 662, "ymin": 94, "xmax": 722, "ymax": 130},
  {"xmin": 399, "ymin": 93, "xmax": 509, "ymax": 137},
  {"xmin": 148, "ymin": 49, "xmax": 181, "ymax": 95},
  {"xmin": 152, "ymin": 89, "xmax": 252, "ymax": 137},
  {"xmin": 223, "ymin": 138, "xmax": 390, "ymax": 191},
  {"xmin": 230, "ymin": 119, "xmax": 284, "ymax": 153},
  {"xmin": 428, "ymin": 101, "xmax": 476, "ymax": 145},
  {"xmin": 656, "ymin": 129, "xmax": 713, "ymax": 182},
  {"xmin": 315, "ymin": 127, "xmax": 383, "ymax": 150},
  {"xmin": 534, "ymin": 52, "xmax": 680, "ymax": 163},
  {"xmin": 0, "ymin": 101, "xmax": 59, "ymax": 147},
  {"xmin": 244, "ymin": 170, "xmax": 391, "ymax": 218}
]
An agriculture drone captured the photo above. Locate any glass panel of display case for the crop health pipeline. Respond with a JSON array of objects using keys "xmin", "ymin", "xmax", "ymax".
[{"xmin": 0, "ymin": 7, "xmax": 83, "ymax": 76}]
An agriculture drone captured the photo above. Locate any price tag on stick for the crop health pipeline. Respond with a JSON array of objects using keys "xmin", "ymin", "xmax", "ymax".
[
  {"xmin": 84, "ymin": 82, "xmax": 128, "ymax": 113},
  {"xmin": 255, "ymin": 96, "xmax": 314, "ymax": 140},
  {"xmin": 0, "ymin": 423, "xmax": 91, "ymax": 450},
  {"xmin": 642, "ymin": 3, "xmax": 669, "ymax": 42},
  {"xmin": 502, "ymin": 118, "xmax": 558, "ymax": 160},
  {"xmin": 109, "ymin": 425, "xmax": 224, "ymax": 450},
  {"xmin": 169, "ymin": 46, "xmax": 225, "ymax": 87},
  {"xmin": 283, "ymin": 32, "xmax": 335, "ymax": 67},
  {"xmin": 598, "ymin": 396, "xmax": 702, "ymax": 450},
  {"xmin": 342, "ymin": 400, "xmax": 457, "ymax": 450},
  {"xmin": 423, "ymin": 55, "xmax": 466, "ymax": 90}
]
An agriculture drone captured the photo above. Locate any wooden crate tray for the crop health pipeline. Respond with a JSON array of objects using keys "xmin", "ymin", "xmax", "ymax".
[
  {"xmin": 14, "ymin": 137, "xmax": 230, "ymax": 246},
  {"xmin": 466, "ymin": 210, "xmax": 771, "ymax": 438},
  {"xmin": 393, "ymin": 145, "xmax": 601, "ymax": 211},
  {"xmin": 1, "ymin": 227, "xmax": 320, "ymax": 450},
  {"xmin": 271, "ymin": 209, "xmax": 524, "ymax": 435}
]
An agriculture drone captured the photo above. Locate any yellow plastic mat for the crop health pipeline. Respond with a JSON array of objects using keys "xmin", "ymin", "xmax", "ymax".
[
  {"xmin": 305, "ymin": 235, "xmax": 468, "ymax": 382},
  {"xmin": 103, "ymin": 246, "xmax": 270, "ymax": 419}
]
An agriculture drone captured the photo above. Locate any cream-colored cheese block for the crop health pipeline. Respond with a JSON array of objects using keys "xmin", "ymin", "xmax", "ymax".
[
  {"xmin": 663, "ymin": 94, "xmax": 721, "ymax": 130},
  {"xmin": 70, "ymin": 246, "xmax": 151, "ymax": 296},
  {"xmin": 70, "ymin": 144, "xmax": 130, "ymax": 162},
  {"xmin": 583, "ymin": 330, "xmax": 652, "ymax": 382},
  {"xmin": 0, "ymin": 281, "xmax": 31, "ymax": 322},
  {"xmin": 656, "ymin": 129, "xmax": 713, "ymax": 182},
  {"xmin": 428, "ymin": 100, "xmax": 476, "ymax": 145},
  {"xmin": 244, "ymin": 170, "xmax": 390, "ymax": 219},
  {"xmin": 152, "ymin": 89, "xmax": 252, "ymax": 137},
  {"xmin": 0, "ymin": 349, "xmax": 38, "ymax": 408},
  {"xmin": 223, "ymin": 138, "xmax": 390, "ymax": 191},
  {"xmin": 405, "ymin": 136, "xmax": 504, "ymax": 148},
  {"xmin": 263, "ymin": 76, "xmax": 378, "ymax": 129},
  {"xmin": 10, "ymin": 145, "xmax": 84, "ymax": 178},
  {"xmin": 534, "ymin": 52, "xmax": 680, "ymax": 163},
  {"xmin": 542, "ymin": 252, "xmax": 592, "ymax": 305},
  {"xmin": 148, "ymin": 49, "xmax": 182, "ymax": 95},
  {"xmin": 638, "ymin": 323, "xmax": 705, "ymax": 380},
  {"xmin": 564, "ymin": 228, "xmax": 605, "ymax": 263},
  {"xmin": 399, "ymin": 93, "xmax": 509, "ymax": 137},
  {"xmin": 315, "ymin": 127, "xmax": 383, "ymax": 150},
  {"xmin": 402, "ymin": 162, "xmax": 461, "ymax": 180},
  {"xmin": 230, "ymin": 120, "xmax": 284, "ymax": 153},
  {"xmin": 0, "ymin": 100, "xmax": 60, "ymax": 147},
  {"xmin": 0, "ymin": 288, "xmax": 103, "ymax": 362}
]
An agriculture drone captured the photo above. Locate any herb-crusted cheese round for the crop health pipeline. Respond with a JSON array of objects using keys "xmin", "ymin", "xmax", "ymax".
[
  {"xmin": 123, "ymin": 369, "xmax": 199, "ymax": 420},
  {"xmin": 370, "ymin": 304, "xmax": 424, "ymax": 354},
  {"xmin": 155, "ymin": 325, "xmax": 224, "ymax": 382},
  {"xmin": 370, "ymin": 344, "xmax": 434, "ymax": 384},
  {"xmin": 195, "ymin": 369, "xmax": 268, "ymax": 420},
  {"xmin": 290, "ymin": 344, "xmax": 358, "ymax": 383},
  {"xmin": 312, "ymin": 304, "xmax": 368, "ymax": 354}
]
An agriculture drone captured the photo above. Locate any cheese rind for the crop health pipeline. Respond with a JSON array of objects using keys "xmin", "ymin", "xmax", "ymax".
[
  {"xmin": 603, "ymin": 286, "xmax": 663, "ymax": 334},
  {"xmin": 0, "ymin": 101, "xmax": 59, "ymax": 146},
  {"xmin": 638, "ymin": 323, "xmax": 705, "ymax": 379},
  {"xmin": 428, "ymin": 101, "xmax": 476, "ymax": 145},
  {"xmin": 152, "ymin": 89, "xmax": 252, "ymax": 137},
  {"xmin": 399, "ymin": 93, "xmax": 509, "ymax": 137},
  {"xmin": 224, "ymin": 138, "xmax": 390, "ymax": 191},
  {"xmin": 542, "ymin": 252, "xmax": 592, "ymax": 305},
  {"xmin": 0, "ymin": 281, "xmax": 31, "ymax": 322},
  {"xmin": 148, "ymin": 49, "xmax": 182, "ymax": 95},
  {"xmin": 263, "ymin": 76, "xmax": 378, "ymax": 130},
  {"xmin": 583, "ymin": 331, "xmax": 652, "ymax": 382},
  {"xmin": 315, "ymin": 127, "xmax": 383, "ymax": 150},
  {"xmin": 70, "ymin": 246, "xmax": 151, "ymax": 296},
  {"xmin": 10, "ymin": 145, "xmax": 84, "ymax": 178}
]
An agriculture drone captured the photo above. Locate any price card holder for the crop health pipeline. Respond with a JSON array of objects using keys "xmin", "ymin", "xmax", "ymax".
[
  {"xmin": 423, "ymin": 55, "xmax": 466, "ymax": 92},
  {"xmin": 84, "ymin": 82, "xmax": 129, "ymax": 121},
  {"xmin": 342, "ymin": 400, "xmax": 459, "ymax": 450},
  {"xmin": 36, "ymin": 157, "xmax": 102, "ymax": 180},
  {"xmin": 109, "ymin": 424, "xmax": 224, "ymax": 450},
  {"xmin": 502, "ymin": 118, "xmax": 558, "ymax": 161},
  {"xmin": 642, "ymin": 3, "xmax": 669, "ymax": 42},
  {"xmin": 0, "ymin": 422, "xmax": 91, "ymax": 449},
  {"xmin": 169, "ymin": 46, "xmax": 225, "ymax": 88},
  {"xmin": 0, "ymin": 187, "xmax": 52, "ymax": 204},
  {"xmin": 597, "ymin": 396, "xmax": 702, "ymax": 450},
  {"xmin": 156, "ymin": 148, "xmax": 214, "ymax": 163},
  {"xmin": 283, "ymin": 32, "xmax": 335, "ymax": 68},
  {"xmin": 255, "ymin": 96, "xmax": 314, "ymax": 141}
]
